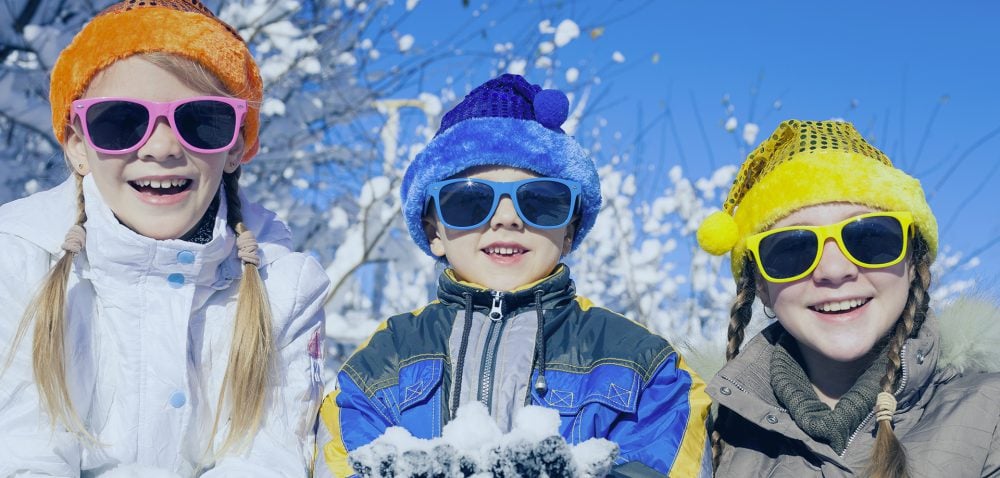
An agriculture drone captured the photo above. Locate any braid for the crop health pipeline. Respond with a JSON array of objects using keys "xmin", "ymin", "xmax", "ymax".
[
  {"xmin": 867, "ymin": 235, "xmax": 932, "ymax": 478},
  {"xmin": 4, "ymin": 173, "xmax": 94, "ymax": 442},
  {"xmin": 713, "ymin": 259, "xmax": 758, "ymax": 468},
  {"xmin": 206, "ymin": 169, "xmax": 274, "ymax": 459}
]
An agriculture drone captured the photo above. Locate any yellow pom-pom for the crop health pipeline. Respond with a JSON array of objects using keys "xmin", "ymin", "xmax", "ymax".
[{"xmin": 697, "ymin": 211, "xmax": 739, "ymax": 256}]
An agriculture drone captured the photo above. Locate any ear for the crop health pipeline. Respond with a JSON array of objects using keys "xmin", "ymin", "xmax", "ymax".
[
  {"xmin": 424, "ymin": 215, "xmax": 447, "ymax": 258},
  {"xmin": 561, "ymin": 222, "xmax": 576, "ymax": 256},
  {"xmin": 64, "ymin": 124, "xmax": 91, "ymax": 175},
  {"xmin": 224, "ymin": 134, "xmax": 246, "ymax": 173}
]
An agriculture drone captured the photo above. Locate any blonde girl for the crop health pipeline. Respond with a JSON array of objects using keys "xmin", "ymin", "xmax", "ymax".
[
  {"xmin": 0, "ymin": 1, "xmax": 329, "ymax": 475},
  {"xmin": 697, "ymin": 120, "xmax": 1000, "ymax": 477}
]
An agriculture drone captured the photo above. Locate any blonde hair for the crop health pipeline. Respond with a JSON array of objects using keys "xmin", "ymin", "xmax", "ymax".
[
  {"xmin": 5, "ymin": 53, "xmax": 273, "ymax": 458},
  {"xmin": 713, "ymin": 235, "xmax": 933, "ymax": 478}
]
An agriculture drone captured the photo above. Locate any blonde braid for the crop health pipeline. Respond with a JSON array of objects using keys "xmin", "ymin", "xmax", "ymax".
[
  {"xmin": 4, "ymin": 173, "xmax": 95, "ymax": 442},
  {"xmin": 206, "ymin": 169, "xmax": 274, "ymax": 458}
]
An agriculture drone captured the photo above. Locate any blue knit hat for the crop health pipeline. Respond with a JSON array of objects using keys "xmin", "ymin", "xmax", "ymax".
[{"xmin": 401, "ymin": 74, "xmax": 601, "ymax": 258}]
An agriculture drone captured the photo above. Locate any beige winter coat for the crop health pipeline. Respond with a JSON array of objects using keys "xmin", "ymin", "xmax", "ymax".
[{"xmin": 710, "ymin": 312, "xmax": 1000, "ymax": 477}]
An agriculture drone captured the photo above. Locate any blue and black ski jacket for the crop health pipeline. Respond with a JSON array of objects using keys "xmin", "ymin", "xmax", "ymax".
[{"xmin": 317, "ymin": 265, "xmax": 711, "ymax": 477}]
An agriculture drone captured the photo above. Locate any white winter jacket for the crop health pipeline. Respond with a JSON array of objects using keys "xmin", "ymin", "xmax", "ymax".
[{"xmin": 0, "ymin": 175, "xmax": 331, "ymax": 477}]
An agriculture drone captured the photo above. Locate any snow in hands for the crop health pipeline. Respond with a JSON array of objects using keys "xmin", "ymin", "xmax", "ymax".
[{"xmin": 349, "ymin": 403, "xmax": 618, "ymax": 478}]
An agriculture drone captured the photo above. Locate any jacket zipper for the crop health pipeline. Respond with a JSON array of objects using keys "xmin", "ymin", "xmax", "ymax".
[
  {"xmin": 840, "ymin": 343, "xmax": 909, "ymax": 457},
  {"xmin": 477, "ymin": 291, "xmax": 506, "ymax": 411}
]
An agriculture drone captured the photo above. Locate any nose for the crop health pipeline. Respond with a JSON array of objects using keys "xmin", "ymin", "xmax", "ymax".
[
  {"xmin": 135, "ymin": 117, "xmax": 184, "ymax": 161},
  {"xmin": 490, "ymin": 196, "xmax": 523, "ymax": 230},
  {"xmin": 811, "ymin": 238, "xmax": 859, "ymax": 284}
]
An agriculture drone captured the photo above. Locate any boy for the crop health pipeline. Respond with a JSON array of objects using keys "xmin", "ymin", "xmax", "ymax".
[{"xmin": 316, "ymin": 74, "xmax": 711, "ymax": 477}]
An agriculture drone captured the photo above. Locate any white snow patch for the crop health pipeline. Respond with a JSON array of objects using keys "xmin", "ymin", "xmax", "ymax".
[
  {"xmin": 611, "ymin": 51, "xmax": 625, "ymax": 63},
  {"xmin": 565, "ymin": 67, "xmax": 579, "ymax": 84},
  {"xmin": 397, "ymin": 34, "xmax": 415, "ymax": 52},
  {"xmin": 742, "ymin": 122, "xmax": 759, "ymax": 145},
  {"xmin": 261, "ymin": 98, "xmax": 286, "ymax": 117},
  {"xmin": 349, "ymin": 403, "xmax": 618, "ymax": 477},
  {"xmin": 539, "ymin": 19, "xmax": 556, "ymax": 34},
  {"xmin": 554, "ymin": 19, "xmax": 580, "ymax": 47},
  {"xmin": 724, "ymin": 116, "xmax": 738, "ymax": 132},
  {"xmin": 538, "ymin": 41, "xmax": 555, "ymax": 54},
  {"xmin": 507, "ymin": 59, "xmax": 527, "ymax": 76}
]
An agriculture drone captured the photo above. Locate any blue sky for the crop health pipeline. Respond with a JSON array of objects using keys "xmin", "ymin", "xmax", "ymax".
[{"xmin": 402, "ymin": 1, "xmax": 1000, "ymax": 283}]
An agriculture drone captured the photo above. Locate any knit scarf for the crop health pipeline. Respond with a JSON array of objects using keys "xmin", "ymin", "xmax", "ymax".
[{"xmin": 770, "ymin": 334, "xmax": 888, "ymax": 454}]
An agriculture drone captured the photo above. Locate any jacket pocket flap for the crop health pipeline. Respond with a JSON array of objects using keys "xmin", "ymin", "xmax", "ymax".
[
  {"xmin": 529, "ymin": 364, "xmax": 641, "ymax": 415},
  {"xmin": 397, "ymin": 358, "xmax": 444, "ymax": 411}
]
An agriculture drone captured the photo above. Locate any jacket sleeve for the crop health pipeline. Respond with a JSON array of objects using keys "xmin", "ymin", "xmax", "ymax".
[
  {"xmin": 0, "ymin": 233, "xmax": 82, "ymax": 477},
  {"xmin": 608, "ymin": 351, "xmax": 713, "ymax": 478},
  {"xmin": 203, "ymin": 254, "xmax": 331, "ymax": 478}
]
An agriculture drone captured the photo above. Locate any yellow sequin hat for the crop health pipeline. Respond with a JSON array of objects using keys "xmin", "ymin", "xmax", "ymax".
[
  {"xmin": 50, "ymin": 0, "xmax": 263, "ymax": 163},
  {"xmin": 696, "ymin": 119, "xmax": 937, "ymax": 280}
]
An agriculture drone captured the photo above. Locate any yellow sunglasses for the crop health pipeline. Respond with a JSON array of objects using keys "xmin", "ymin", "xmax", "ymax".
[{"xmin": 746, "ymin": 211, "xmax": 914, "ymax": 283}]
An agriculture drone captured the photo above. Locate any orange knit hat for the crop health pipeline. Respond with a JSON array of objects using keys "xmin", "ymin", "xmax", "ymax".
[{"xmin": 50, "ymin": 0, "xmax": 263, "ymax": 163}]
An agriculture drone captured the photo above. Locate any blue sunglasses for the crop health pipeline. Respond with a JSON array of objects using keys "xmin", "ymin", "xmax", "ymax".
[{"xmin": 426, "ymin": 177, "xmax": 581, "ymax": 230}]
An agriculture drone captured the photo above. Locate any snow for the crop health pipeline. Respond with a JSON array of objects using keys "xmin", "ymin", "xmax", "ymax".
[
  {"xmin": 553, "ymin": 20, "xmax": 580, "ymax": 47},
  {"xmin": 565, "ymin": 67, "xmax": 579, "ymax": 84},
  {"xmin": 724, "ymin": 116, "xmax": 738, "ymax": 132},
  {"xmin": 538, "ymin": 20, "xmax": 556, "ymax": 34},
  {"xmin": 742, "ymin": 122, "xmax": 759, "ymax": 145},
  {"xmin": 506, "ymin": 59, "xmax": 527, "ymax": 76},
  {"xmin": 611, "ymin": 51, "xmax": 625, "ymax": 63},
  {"xmin": 349, "ymin": 403, "xmax": 618, "ymax": 477},
  {"xmin": 398, "ymin": 34, "xmax": 415, "ymax": 52}
]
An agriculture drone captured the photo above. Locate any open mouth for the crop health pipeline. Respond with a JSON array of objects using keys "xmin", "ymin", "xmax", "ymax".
[
  {"xmin": 809, "ymin": 298, "xmax": 871, "ymax": 314},
  {"xmin": 483, "ymin": 245, "xmax": 528, "ymax": 257},
  {"xmin": 129, "ymin": 178, "xmax": 191, "ymax": 196}
]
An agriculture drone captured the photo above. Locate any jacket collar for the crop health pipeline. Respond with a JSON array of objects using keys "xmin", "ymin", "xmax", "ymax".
[
  {"xmin": 436, "ymin": 264, "xmax": 577, "ymax": 313},
  {"xmin": 710, "ymin": 314, "xmax": 942, "ymax": 458},
  {"xmin": 80, "ymin": 174, "xmax": 238, "ymax": 288},
  {"xmin": 0, "ymin": 175, "xmax": 295, "ymax": 288}
]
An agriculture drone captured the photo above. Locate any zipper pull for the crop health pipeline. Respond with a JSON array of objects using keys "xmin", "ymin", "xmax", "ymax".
[{"xmin": 489, "ymin": 291, "xmax": 504, "ymax": 322}]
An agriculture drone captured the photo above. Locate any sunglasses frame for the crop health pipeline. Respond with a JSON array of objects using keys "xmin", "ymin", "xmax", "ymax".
[
  {"xmin": 746, "ymin": 211, "xmax": 914, "ymax": 283},
  {"xmin": 70, "ymin": 96, "xmax": 247, "ymax": 155},
  {"xmin": 426, "ymin": 177, "xmax": 582, "ymax": 230}
]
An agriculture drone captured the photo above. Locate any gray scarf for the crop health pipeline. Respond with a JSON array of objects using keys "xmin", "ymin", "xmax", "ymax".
[{"xmin": 770, "ymin": 334, "xmax": 887, "ymax": 454}]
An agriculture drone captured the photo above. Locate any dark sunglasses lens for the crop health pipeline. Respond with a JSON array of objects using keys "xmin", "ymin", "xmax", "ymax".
[
  {"xmin": 516, "ymin": 180, "xmax": 573, "ymax": 227},
  {"xmin": 86, "ymin": 101, "xmax": 149, "ymax": 151},
  {"xmin": 758, "ymin": 230, "xmax": 818, "ymax": 279},
  {"xmin": 842, "ymin": 216, "xmax": 904, "ymax": 265},
  {"xmin": 438, "ymin": 181, "xmax": 494, "ymax": 228},
  {"xmin": 174, "ymin": 100, "xmax": 237, "ymax": 150}
]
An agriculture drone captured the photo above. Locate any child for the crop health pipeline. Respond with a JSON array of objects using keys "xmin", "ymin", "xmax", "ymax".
[
  {"xmin": 0, "ymin": 1, "xmax": 330, "ymax": 476},
  {"xmin": 697, "ymin": 120, "xmax": 1000, "ymax": 476},
  {"xmin": 316, "ymin": 74, "xmax": 712, "ymax": 477}
]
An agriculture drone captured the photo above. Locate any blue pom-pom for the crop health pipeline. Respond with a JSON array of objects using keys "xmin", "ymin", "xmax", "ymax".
[{"xmin": 533, "ymin": 89, "xmax": 569, "ymax": 129}]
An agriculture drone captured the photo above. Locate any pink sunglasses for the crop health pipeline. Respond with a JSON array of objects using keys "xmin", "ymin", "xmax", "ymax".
[{"xmin": 70, "ymin": 96, "xmax": 247, "ymax": 154}]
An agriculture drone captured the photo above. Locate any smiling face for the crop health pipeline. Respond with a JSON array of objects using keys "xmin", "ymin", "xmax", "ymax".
[
  {"xmin": 64, "ymin": 55, "xmax": 242, "ymax": 240},
  {"xmin": 425, "ymin": 166, "xmax": 575, "ymax": 291},
  {"xmin": 758, "ymin": 203, "xmax": 914, "ymax": 365}
]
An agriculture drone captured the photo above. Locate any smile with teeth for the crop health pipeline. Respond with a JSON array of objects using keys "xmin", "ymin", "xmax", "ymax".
[
  {"xmin": 483, "ymin": 245, "xmax": 527, "ymax": 256},
  {"xmin": 129, "ymin": 178, "xmax": 191, "ymax": 195},
  {"xmin": 810, "ymin": 298, "xmax": 870, "ymax": 313}
]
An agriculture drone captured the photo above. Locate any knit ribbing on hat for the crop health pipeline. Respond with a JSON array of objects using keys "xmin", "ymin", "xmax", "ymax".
[
  {"xmin": 770, "ymin": 333, "xmax": 887, "ymax": 454},
  {"xmin": 49, "ymin": 1, "xmax": 262, "ymax": 163}
]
